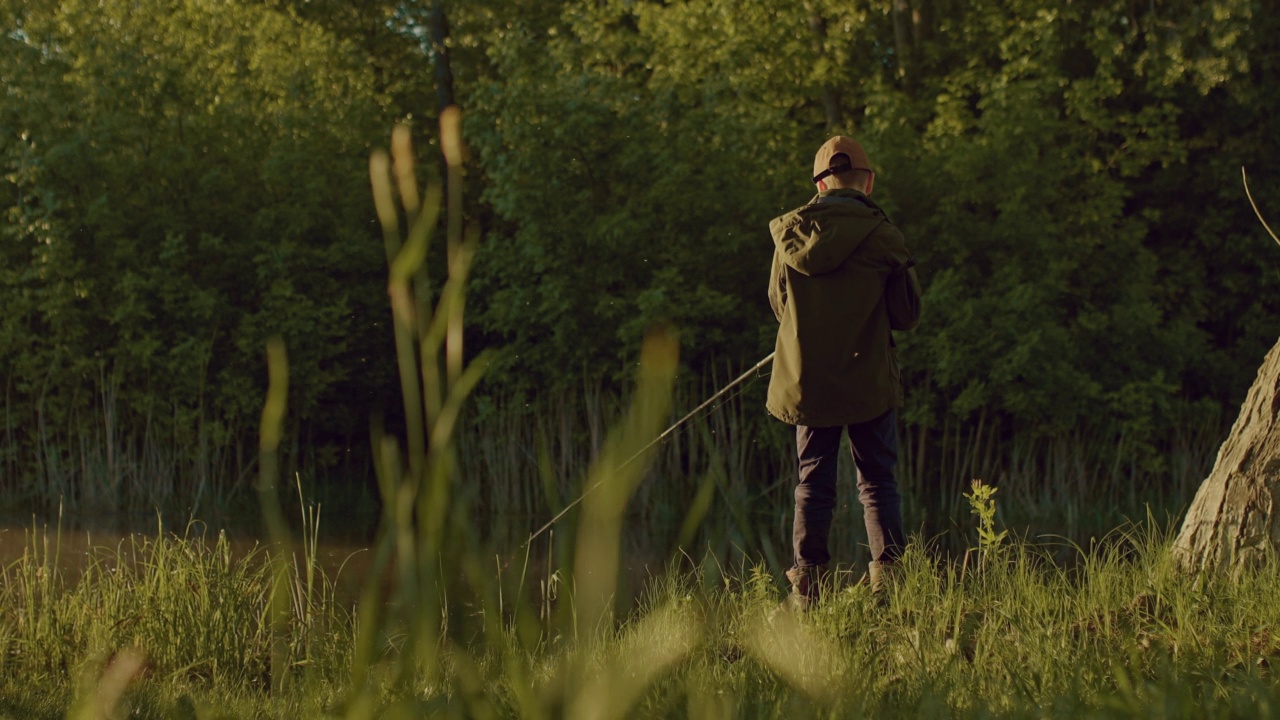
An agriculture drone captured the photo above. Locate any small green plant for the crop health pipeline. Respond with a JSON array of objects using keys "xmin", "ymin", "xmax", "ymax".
[{"xmin": 965, "ymin": 479, "xmax": 1008, "ymax": 559}]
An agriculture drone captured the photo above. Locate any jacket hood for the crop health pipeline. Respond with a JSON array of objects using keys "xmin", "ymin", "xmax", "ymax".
[{"xmin": 768, "ymin": 189, "xmax": 887, "ymax": 276}]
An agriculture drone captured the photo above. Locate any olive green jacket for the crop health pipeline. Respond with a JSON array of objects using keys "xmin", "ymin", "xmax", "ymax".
[{"xmin": 766, "ymin": 188, "xmax": 921, "ymax": 427}]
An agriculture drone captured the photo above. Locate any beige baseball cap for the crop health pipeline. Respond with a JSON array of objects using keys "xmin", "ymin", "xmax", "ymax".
[{"xmin": 812, "ymin": 135, "xmax": 871, "ymax": 184}]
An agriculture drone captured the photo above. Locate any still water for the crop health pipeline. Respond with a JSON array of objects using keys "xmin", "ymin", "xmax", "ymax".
[
  {"xmin": 0, "ymin": 508, "xmax": 379, "ymax": 601},
  {"xmin": 0, "ymin": 507, "xmax": 675, "ymax": 609}
]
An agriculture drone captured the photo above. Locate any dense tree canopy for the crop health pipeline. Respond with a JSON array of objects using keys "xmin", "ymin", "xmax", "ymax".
[
  {"xmin": 1, "ymin": 0, "xmax": 1277, "ymax": 505},
  {"xmin": 463, "ymin": 0, "xmax": 1280, "ymax": 444},
  {"xmin": 1, "ymin": 0, "xmax": 399, "ymax": 500}
]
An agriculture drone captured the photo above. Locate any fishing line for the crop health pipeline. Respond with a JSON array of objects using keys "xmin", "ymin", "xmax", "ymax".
[{"xmin": 524, "ymin": 351, "xmax": 775, "ymax": 547}]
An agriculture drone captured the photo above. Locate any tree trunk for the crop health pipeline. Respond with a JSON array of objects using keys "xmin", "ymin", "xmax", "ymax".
[
  {"xmin": 806, "ymin": 9, "xmax": 842, "ymax": 130},
  {"xmin": 891, "ymin": 0, "xmax": 914, "ymax": 91},
  {"xmin": 1174, "ymin": 336, "xmax": 1280, "ymax": 573},
  {"xmin": 426, "ymin": 0, "xmax": 456, "ymax": 113},
  {"xmin": 912, "ymin": 0, "xmax": 931, "ymax": 48}
]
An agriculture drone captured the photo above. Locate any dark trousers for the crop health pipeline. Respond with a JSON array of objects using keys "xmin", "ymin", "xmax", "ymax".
[{"xmin": 792, "ymin": 409, "xmax": 905, "ymax": 569}]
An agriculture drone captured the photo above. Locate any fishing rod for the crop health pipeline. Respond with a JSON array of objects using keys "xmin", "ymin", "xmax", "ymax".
[{"xmin": 524, "ymin": 351, "xmax": 775, "ymax": 547}]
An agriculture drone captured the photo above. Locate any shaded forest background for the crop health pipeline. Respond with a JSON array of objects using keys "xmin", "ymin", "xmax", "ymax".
[{"xmin": 2, "ymin": 0, "xmax": 1278, "ymax": 531}]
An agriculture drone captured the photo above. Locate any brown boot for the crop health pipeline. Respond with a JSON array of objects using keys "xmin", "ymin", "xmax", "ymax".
[
  {"xmin": 868, "ymin": 560, "xmax": 898, "ymax": 595},
  {"xmin": 783, "ymin": 565, "xmax": 827, "ymax": 612}
]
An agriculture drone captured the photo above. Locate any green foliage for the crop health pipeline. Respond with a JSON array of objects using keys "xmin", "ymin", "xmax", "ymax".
[
  {"xmin": 0, "ymin": 0, "xmax": 403, "ymax": 506},
  {"xmin": 463, "ymin": 0, "xmax": 809, "ymax": 383},
  {"xmin": 457, "ymin": 0, "xmax": 1280, "ymax": 459},
  {"xmin": 3, "ymin": 0, "xmax": 1280, "ymax": 512},
  {"xmin": 878, "ymin": 0, "xmax": 1280, "ymax": 452}
]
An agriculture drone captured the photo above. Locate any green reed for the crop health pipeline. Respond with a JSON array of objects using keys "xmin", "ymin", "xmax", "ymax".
[{"xmin": 0, "ymin": 515, "xmax": 350, "ymax": 717}]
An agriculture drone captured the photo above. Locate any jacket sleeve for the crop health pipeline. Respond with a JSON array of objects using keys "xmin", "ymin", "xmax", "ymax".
[
  {"xmin": 885, "ymin": 261, "xmax": 922, "ymax": 331},
  {"xmin": 881, "ymin": 225, "xmax": 922, "ymax": 331},
  {"xmin": 768, "ymin": 250, "xmax": 787, "ymax": 322}
]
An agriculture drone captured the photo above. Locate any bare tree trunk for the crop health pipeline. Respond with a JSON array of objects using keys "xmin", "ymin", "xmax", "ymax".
[
  {"xmin": 426, "ymin": 0, "xmax": 456, "ymax": 113},
  {"xmin": 1174, "ymin": 336, "xmax": 1280, "ymax": 573},
  {"xmin": 911, "ymin": 0, "xmax": 932, "ymax": 72},
  {"xmin": 911, "ymin": 0, "xmax": 931, "ymax": 47},
  {"xmin": 891, "ymin": 0, "xmax": 914, "ymax": 91},
  {"xmin": 806, "ymin": 9, "xmax": 842, "ymax": 129}
]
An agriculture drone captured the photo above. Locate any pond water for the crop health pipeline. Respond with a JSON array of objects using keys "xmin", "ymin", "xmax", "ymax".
[
  {"xmin": 0, "ymin": 507, "xmax": 675, "ymax": 606},
  {"xmin": 0, "ymin": 508, "xmax": 380, "ymax": 601}
]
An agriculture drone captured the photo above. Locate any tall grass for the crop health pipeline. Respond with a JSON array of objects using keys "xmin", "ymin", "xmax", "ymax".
[
  {"xmin": 1, "ymin": 372, "xmax": 1221, "ymax": 564},
  {"xmin": 5, "ymin": 508, "xmax": 1280, "ymax": 717},
  {"xmin": 2, "ymin": 368, "xmax": 253, "ymax": 514},
  {"xmin": 2, "ymin": 324, "xmax": 1223, "ymax": 541},
  {"xmin": 0, "ymin": 513, "xmax": 351, "ymax": 716},
  {"xmin": 455, "ymin": 379, "xmax": 1222, "ymax": 568}
]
